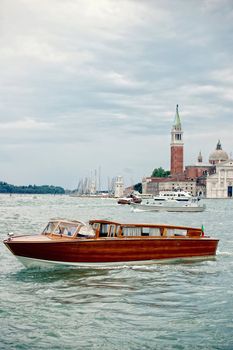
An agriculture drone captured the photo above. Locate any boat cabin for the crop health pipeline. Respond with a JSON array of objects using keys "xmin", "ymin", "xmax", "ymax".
[
  {"xmin": 89, "ymin": 220, "xmax": 203, "ymax": 239},
  {"xmin": 41, "ymin": 219, "xmax": 203, "ymax": 240}
]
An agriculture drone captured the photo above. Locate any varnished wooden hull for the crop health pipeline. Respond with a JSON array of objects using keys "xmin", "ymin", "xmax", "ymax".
[{"xmin": 4, "ymin": 237, "xmax": 219, "ymax": 267}]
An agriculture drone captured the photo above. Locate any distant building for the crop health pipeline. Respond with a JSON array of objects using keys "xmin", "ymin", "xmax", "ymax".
[
  {"xmin": 142, "ymin": 177, "xmax": 160, "ymax": 195},
  {"xmin": 142, "ymin": 176, "xmax": 197, "ymax": 196},
  {"xmin": 185, "ymin": 151, "xmax": 214, "ymax": 179},
  {"xmin": 142, "ymin": 106, "xmax": 232, "ymax": 198},
  {"xmin": 114, "ymin": 176, "xmax": 124, "ymax": 198},
  {"xmin": 209, "ymin": 140, "xmax": 229, "ymax": 165},
  {"xmin": 124, "ymin": 185, "xmax": 134, "ymax": 196},
  {"xmin": 206, "ymin": 159, "xmax": 233, "ymax": 198},
  {"xmin": 142, "ymin": 105, "xmax": 193, "ymax": 195}
]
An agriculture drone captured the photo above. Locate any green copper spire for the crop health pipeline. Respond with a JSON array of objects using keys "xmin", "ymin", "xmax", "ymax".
[{"xmin": 173, "ymin": 104, "xmax": 181, "ymax": 130}]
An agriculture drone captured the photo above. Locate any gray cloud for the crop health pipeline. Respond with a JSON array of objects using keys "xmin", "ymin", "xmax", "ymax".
[{"xmin": 0, "ymin": 0, "xmax": 233, "ymax": 188}]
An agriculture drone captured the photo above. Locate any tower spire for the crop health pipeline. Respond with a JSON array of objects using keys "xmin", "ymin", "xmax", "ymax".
[
  {"xmin": 216, "ymin": 140, "xmax": 222, "ymax": 150},
  {"xmin": 173, "ymin": 104, "xmax": 181, "ymax": 130},
  {"xmin": 198, "ymin": 151, "xmax": 203, "ymax": 163}
]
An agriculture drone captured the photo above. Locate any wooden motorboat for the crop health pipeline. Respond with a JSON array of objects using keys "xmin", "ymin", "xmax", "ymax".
[
  {"xmin": 131, "ymin": 198, "xmax": 206, "ymax": 212},
  {"xmin": 3, "ymin": 218, "xmax": 219, "ymax": 268},
  {"xmin": 117, "ymin": 193, "xmax": 142, "ymax": 205},
  {"xmin": 117, "ymin": 197, "xmax": 132, "ymax": 204}
]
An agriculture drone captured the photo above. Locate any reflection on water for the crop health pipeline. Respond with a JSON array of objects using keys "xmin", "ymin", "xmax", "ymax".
[
  {"xmin": 1, "ymin": 195, "xmax": 233, "ymax": 349},
  {"xmin": 11, "ymin": 267, "xmax": 109, "ymax": 284}
]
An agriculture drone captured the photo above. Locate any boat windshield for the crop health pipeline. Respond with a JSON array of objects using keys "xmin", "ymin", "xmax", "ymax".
[
  {"xmin": 42, "ymin": 220, "xmax": 95, "ymax": 238},
  {"xmin": 43, "ymin": 222, "xmax": 58, "ymax": 234},
  {"xmin": 42, "ymin": 221, "xmax": 79, "ymax": 237}
]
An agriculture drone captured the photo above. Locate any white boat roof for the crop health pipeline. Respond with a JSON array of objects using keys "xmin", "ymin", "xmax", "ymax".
[{"xmin": 49, "ymin": 218, "xmax": 85, "ymax": 226}]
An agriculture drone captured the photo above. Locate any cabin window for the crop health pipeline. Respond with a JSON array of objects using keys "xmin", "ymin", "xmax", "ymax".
[
  {"xmin": 142, "ymin": 227, "xmax": 149, "ymax": 236},
  {"xmin": 99, "ymin": 224, "xmax": 109, "ymax": 237},
  {"xmin": 102, "ymin": 224, "xmax": 108, "ymax": 234},
  {"xmin": 174, "ymin": 229, "xmax": 187, "ymax": 236},
  {"xmin": 142, "ymin": 227, "xmax": 161, "ymax": 236},
  {"xmin": 164, "ymin": 229, "xmax": 174, "ymax": 236},
  {"xmin": 164, "ymin": 229, "xmax": 187, "ymax": 236},
  {"xmin": 149, "ymin": 228, "xmax": 161, "ymax": 236},
  {"xmin": 108, "ymin": 225, "xmax": 116, "ymax": 237},
  {"xmin": 122, "ymin": 227, "xmax": 142, "ymax": 236}
]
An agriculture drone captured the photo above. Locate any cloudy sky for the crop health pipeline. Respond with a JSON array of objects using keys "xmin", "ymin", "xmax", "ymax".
[{"xmin": 0, "ymin": 0, "xmax": 233, "ymax": 189}]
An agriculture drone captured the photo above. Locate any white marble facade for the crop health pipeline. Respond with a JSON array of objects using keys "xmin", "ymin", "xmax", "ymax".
[{"xmin": 206, "ymin": 159, "xmax": 233, "ymax": 198}]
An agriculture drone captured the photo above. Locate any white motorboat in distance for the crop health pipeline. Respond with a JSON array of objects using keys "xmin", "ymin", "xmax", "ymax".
[
  {"xmin": 131, "ymin": 198, "xmax": 206, "ymax": 213},
  {"xmin": 153, "ymin": 189, "xmax": 197, "ymax": 202}
]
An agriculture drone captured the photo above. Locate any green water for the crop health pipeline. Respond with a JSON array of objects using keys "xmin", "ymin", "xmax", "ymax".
[{"xmin": 0, "ymin": 195, "xmax": 233, "ymax": 349}]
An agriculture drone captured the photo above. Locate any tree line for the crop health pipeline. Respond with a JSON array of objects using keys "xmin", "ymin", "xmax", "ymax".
[
  {"xmin": 0, "ymin": 182, "xmax": 65, "ymax": 194},
  {"xmin": 133, "ymin": 167, "xmax": 170, "ymax": 193}
]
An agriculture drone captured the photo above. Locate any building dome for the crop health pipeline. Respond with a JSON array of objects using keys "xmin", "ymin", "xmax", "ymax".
[{"xmin": 209, "ymin": 140, "xmax": 229, "ymax": 164}]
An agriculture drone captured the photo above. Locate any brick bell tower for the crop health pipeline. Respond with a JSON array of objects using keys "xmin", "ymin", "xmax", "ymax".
[{"xmin": 170, "ymin": 105, "xmax": 184, "ymax": 176}]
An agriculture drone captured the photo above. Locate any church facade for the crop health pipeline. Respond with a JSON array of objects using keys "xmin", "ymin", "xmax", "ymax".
[{"xmin": 206, "ymin": 159, "xmax": 233, "ymax": 198}]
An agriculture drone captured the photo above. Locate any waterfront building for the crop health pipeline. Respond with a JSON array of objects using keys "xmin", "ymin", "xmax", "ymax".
[
  {"xmin": 142, "ymin": 105, "xmax": 232, "ymax": 198},
  {"xmin": 114, "ymin": 176, "xmax": 124, "ymax": 198},
  {"xmin": 142, "ymin": 105, "xmax": 192, "ymax": 196},
  {"xmin": 142, "ymin": 177, "xmax": 160, "ymax": 195},
  {"xmin": 142, "ymin": 176, "xmax": 197, "ymax": 196},
  {"xmin": 185, "ymin": 151, "xmax": 215, "ymax": 181},
  {"xmin": 158, "ymin": 178, "xmax": 197, "ymax": 196},
  {"xmin": 206, "ymin": 159, "xmax": 233, "ymax": 198},
  {"xmin": 189, "ymin": 141, "xmax": 231, "ymax": 198}
]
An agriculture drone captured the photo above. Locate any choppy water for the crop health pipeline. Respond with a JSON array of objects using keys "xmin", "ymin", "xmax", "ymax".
[{"xmin": 0, "ymin": 194, "xmax": 233, "ymax": 350}]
